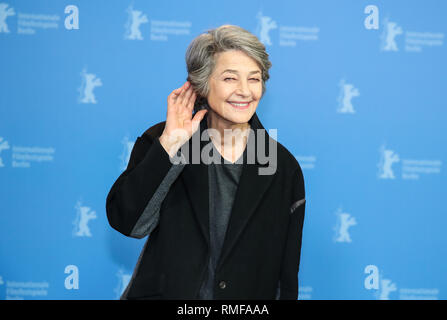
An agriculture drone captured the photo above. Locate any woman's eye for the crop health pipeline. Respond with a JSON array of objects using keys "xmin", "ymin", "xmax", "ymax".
[{"xmin": 223, "ymin": 77, "xmax": 260, "ymax": 82}]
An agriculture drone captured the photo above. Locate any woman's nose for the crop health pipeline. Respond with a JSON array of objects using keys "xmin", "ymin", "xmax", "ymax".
[{"xmin": 235, "ymin": 80, "xmax": 250, "ymax": 97}]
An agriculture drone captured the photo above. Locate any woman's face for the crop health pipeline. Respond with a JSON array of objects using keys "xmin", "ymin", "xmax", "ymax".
[{"xmin": 207, "ymin": 50, "xmax": 263, "ymax": 124}]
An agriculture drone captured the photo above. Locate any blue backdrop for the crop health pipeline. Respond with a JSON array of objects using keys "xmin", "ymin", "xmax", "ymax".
[{"xmin": 1, "ymin": 0, "xmax": 445, "ymax": 300}]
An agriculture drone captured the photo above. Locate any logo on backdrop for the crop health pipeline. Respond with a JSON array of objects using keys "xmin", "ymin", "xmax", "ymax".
[
  {"xmin": 2, "ymin": 278, "xmax": 49, "ymax": 299},
  {"xmin": 294, "ymin": 155, "xmax": 316, "ymax": 170},
  {"xmin": 0, "ymin": 139, "xmax": 55, "ymax": 168},
  {"xmin": 381, "ymin": 18, "xmax": 403, "ymax": 51},
  {"xmin": 73, "ymin": 200, "xmax": 97, "ymax": 237},
  {"xmin": 364, "ymin": 5, "xmax": 379, "ymax": 30},
  {"xmin": 0, "ymin": 137, "xmax": 10, "ymax": 167},
  {"xmin": 364, "ymin": 265, "xmax": 397, "ymax": 300},
  {"xmin": 124, "ymin": 5, "xmax": 148, "ymax": 40},
  {"xmin": 124, "ymin": 3, "xmax": 191, "ymax": 42},
  {"xmin": 378, "ymin": 278, "xmax": 397, "ymax": 300},
  {"xmin": 64, "ymin": 5, "xmax": 79, "ymax": 30},
  {"xmin": 64, "ymin": 265, "xmax": 79, "ymax": 290},
  {"xmin": 377, "ymin": 144, "xmax": 441, "ymax": 180},
  {"xmin": 6, "ymin": 6, "xmax": 60, "ymax": 35},
  {"xmin": 333, "ymin": 207, "xmax": 357, "ymax": 243},
  {"xmin": 377, "ymin": 145, "xmax": 400, "ymax": 179},
  {"xmin": 364, "ymin": 264, "xmax": 439, "ymax": 300},
  {"xmin": 380, "ymin": 17, "xmax": 444, "ymax": 53},
  {"xmin": 0, "ymin": 3, "xmax": 15, "ymax": 33},
  {"xmin": 114, "ymin": 268, "xmax": 132, "ymax": 299},
  {"xmin": 298, "ymin": 286, "xmax": 313, "ymax": 300},
  {"xmin": 78, "ymin": 68, "xmax": 102, "ymax": 104},
  {"xmin": 256, "ymin": 11, "xmax": 277, "ymax": 46},
  {"xmin": 1, "ymin": 4, "xmax": 79, "ymax": 35},
  {"xmin": 255, "ymin": 10, "xmax": 319, "ymax": 47},
  {"xmin": 337, "ymin": 79, "xmax": 360, "ymax": 114}
]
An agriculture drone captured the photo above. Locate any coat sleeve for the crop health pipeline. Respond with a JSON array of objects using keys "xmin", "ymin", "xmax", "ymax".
[
  {"xmin": 278, "ymin": 165, "xmax": 306, "ymax": 300},
  {"xmin": 106, "ymin": 133, "xmax": 185, "ymax": 239}
]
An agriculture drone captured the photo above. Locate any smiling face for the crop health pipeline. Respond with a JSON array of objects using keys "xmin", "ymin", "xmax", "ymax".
[{"xmin": 206, "ymin": 50, "xmax": 263, "ymax": 124}]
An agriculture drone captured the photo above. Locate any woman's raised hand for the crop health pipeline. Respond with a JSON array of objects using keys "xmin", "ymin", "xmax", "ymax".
[{"xmin": 159, "ymin": 81, "xmax": 208, "ymax": 158}]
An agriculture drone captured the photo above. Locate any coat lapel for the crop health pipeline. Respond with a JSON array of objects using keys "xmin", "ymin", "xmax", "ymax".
[
  {"xmin": 180, "ymin": 112, "xmax": 276, "ymax": 270},
  {"xmin": 216, "ymin": 113, "xmax": 276, "ymax": 271},
  {"xmin": 180, "ymin": 120, "xmax": 210, "ymax": 247}
]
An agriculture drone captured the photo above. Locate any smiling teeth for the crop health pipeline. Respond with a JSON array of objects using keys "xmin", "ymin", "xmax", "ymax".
[{"xmin": 230, "ymin": 102, "xmax": 249, "ymax": 106}]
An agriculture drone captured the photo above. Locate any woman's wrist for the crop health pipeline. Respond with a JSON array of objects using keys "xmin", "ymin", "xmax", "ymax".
[{"xmin": 159, "ymin": 133, "xmax": 182, "ymax": 158}]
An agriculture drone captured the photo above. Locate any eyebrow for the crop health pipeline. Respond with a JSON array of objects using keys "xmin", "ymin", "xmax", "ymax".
[{"xmin": 221, "ymin": 69, "xmax": 261, "ymax": 76}]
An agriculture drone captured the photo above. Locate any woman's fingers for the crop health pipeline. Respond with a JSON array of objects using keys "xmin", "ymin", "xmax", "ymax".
[
  {"xmin": 178, "ymin": 85, "xmax": 192, "ymax": 106},
  {"xmin": 187, "ymin": 91, "xmax": 196, "ymax": 110},
  {"xmin": 168, "ymin": 87, "xmax": 183, "ymax": 105},
  {"xmin": 183, "ymin": 86, "xmax": 193, "ymax": 106},
  {"xmin": 166, "ymin": 82, "xmax": 197, "ymax": 133},
  {"xmin": 191, "ymin": 109, "xmax": 208, "ymax": 133},
  {"xmin": 168, "ymin": 81, "xmax": 189, "ymax": 102},
  {"xmin": 178, "ymin": 82, "xmax": 190, "ymax": 103}
]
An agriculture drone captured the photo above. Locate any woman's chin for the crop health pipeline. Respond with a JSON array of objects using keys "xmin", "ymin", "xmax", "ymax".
[
  {"xmin": 220, "ymin": 107, "xmax": 256, "ymax": 124},
  {"xmin": 224, "ymin": 113, "xmax": 254, "ymax": 125}
]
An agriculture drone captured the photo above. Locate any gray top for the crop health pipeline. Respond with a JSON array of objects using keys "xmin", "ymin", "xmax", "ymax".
[{"xmin": 197, "ymin": 141, "xmax": 245, "ymax": 299}]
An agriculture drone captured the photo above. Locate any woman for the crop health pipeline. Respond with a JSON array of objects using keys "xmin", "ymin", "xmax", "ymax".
[{"xmin": 106, "ymin": 25, "xmax": 306, "ymax": 300}]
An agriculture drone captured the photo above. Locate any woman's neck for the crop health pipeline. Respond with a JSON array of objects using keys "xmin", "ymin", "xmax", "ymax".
[{"xmin": 206, "ymin": 109, "xmax": 251, "ymax": 163}]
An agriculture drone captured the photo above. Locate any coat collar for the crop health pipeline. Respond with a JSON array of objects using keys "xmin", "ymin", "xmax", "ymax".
[{"xmin": 180, "ymin": 111, "xmax": 276, "ymax": 271}]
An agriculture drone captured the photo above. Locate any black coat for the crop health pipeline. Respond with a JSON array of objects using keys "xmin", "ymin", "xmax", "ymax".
[{"xmin": 106, "ymin": 112, "xmax": 306, "ymax": 300}]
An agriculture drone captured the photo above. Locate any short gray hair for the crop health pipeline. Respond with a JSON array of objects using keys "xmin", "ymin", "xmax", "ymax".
[{"xmin": 185, "ymin": 25, "xmax": 272, "ymax": 112}]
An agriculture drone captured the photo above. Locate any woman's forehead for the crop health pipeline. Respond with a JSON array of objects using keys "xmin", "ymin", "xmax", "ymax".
[{"xmin": 214, "ymin": 50, "xmax": 261, "ymax": 72}]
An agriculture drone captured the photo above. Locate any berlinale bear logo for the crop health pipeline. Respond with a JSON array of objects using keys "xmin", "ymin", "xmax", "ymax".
[
  {"xmin": 381, "ymin": 18, "xmax": 403, "ymax": 51},
  {"xmin": 337, "ymin": 79, "xmax": 360, "ymax": 114},
  {"xmin": 78, "ymin": 68, "xmax": 102, "ymax": 104},
  {"xmin": 124, "ymin": 5, "xmax": 148, "ymax": 40},
  {"xmin": 0, "ymin": 137, "xmax": 10, "ymax": 167},
  {"xmin": 334, "ymin": 207, "xmax": 357, "ymax": 243},
  {"xmin": 256, "ymin": 11, "xmax": 277, "ymax": 46},
  {"xmin": 378, "ymin": 145, "xmax": 400, "ymax": 179},
  {"xmin": 114, "ymin": 269, "xmax": 131, "ymax": 299},
  {"xmin": 73, "ymin": 200, "xmax": 97, "ymax": 237},
  {"xmin": 0, "ymin": 3, "xmax": 15, "ymax": 33}
]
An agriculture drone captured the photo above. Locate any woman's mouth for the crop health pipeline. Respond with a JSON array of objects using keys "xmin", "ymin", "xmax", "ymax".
[{"xmin": 227, "ymin": 101, "xmax": 251, "ymax": 110}]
